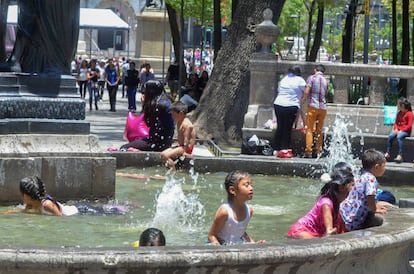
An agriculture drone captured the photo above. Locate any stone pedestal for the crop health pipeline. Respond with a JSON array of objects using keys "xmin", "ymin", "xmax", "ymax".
[
  {"xmin": 135, "ymin": 9, "xmax": 171, "ymax": 74},
  {"xmin": 333, "ymin": 76, "xmax": 349, "ymax": 104},
  {"xmin": 243, "ymin": 53, "xmax": 277, "ymax": 131},
  {"xmin": 369, "ymin": 77, "xmax": 388, "ymax": 105},
  {"xmin": 242, "ymin": 9, "xmax": 279, "ymax": 142},
  {"xmin": 0, "ymin": 73, "xmax": 115, "ymax": 204}
]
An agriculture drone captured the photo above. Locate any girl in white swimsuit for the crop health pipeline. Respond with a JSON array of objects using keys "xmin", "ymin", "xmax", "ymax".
[
  {"xmin": 207, "ymin": 170, "xmax": 265, "ymax": 245},
  {"xmin": 19, "ymin": 176, "xmax": 127, "ymax": 216}
]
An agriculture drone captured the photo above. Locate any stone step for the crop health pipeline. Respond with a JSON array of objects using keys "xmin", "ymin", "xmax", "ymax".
[{"xmin": 242, "ymin": 128, "xmax": 414, "ymax": 163}]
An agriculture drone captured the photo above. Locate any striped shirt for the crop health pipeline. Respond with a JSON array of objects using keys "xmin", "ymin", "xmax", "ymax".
[{"xmin": 306, "ymin": 71, "xmax": 328, "ymax": 109}]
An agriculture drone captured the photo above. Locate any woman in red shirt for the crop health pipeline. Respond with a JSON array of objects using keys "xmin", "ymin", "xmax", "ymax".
[{"xmin": 384, "ymin": 97, "xmax": 413, "ymax": 163}]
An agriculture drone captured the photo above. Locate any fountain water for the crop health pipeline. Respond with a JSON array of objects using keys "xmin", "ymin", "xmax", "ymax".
[
  {"xmin": 151, "ymin": 172, "xmax": 206, "ymax": 230},
  {"xmin": 323, "ymin": 113, "xmax": 360, "ymax": 172}
]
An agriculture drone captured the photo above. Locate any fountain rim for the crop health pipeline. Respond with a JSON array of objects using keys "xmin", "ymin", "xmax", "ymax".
[{"xmin": 1, "ymin": 208, "xmax": 413, "ymax": 270}]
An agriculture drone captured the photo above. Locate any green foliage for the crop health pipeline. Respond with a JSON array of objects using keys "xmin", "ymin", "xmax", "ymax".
[
  {"xmin": 165, "ymin": 0, "xmax": 232, "ymax": 26},
  {"xmin": 277, "ymin": 0, "xmax": 347, "ymax": 56},
  {"xmin": 326, "ymin": 75, "xmax": 335, "ymax": 103}
]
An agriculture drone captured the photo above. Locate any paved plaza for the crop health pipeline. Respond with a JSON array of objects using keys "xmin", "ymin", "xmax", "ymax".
[{"xmin": 84, "ymin": 91, "xmax": 214, "ymax": 156}]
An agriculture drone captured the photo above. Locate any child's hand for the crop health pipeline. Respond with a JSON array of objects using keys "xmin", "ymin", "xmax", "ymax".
[
  {"xmin": 3, "ymin": 209, "xmax": 24, "ymax": 215},
  {"xmin": 326, "ymin": 227, "xmax": 337, "ymax": 235},
  {"xmin": 376, "ymin": 204, "xmax": 387, "ymax": 214},
  {"xmin": 256, "ymin": 240, "xmax": 266, "ymax": 244}
]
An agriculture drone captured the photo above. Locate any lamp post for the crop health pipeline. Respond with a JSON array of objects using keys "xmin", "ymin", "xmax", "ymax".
[
  {"xmin": 325, "ymin": 21, "xmax": 334, "ymax": 60},
  {"xmin": 290, "ymin": 12, "xmax": 301, "ymax": 60}
]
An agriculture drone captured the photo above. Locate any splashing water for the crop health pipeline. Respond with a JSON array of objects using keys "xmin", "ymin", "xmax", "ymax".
[
  {"xmin": 151, "ymin": 173, "xmax": 206, "ymax": 231},
  {"xmin": 324, "ymin": 113, "xmax": 358, "ymax": 172}
]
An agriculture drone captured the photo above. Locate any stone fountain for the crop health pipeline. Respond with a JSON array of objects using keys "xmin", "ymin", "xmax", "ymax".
[
  {"xmin": 0, "ymin": 1, "xmax": 115, "ymax": 204},
  {"xmin": 0, "ymin": 6, "xmax": 413, "ymax": 274}
]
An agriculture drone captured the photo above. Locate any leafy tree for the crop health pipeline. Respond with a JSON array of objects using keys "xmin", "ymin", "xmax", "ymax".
[{"xmin": 190, "ymin": 0, "xmax": 286, "ymax": 145}]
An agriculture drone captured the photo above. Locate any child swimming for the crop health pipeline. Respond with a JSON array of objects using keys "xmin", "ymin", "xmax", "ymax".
[
  {"xmin": 132, "ymin": 227, "xmax": 166, "ymax": 247},
  {"xmin": 208, "ymin": 170, "xmax": 265, "ymax": 245},
  {"xmin": 18, "ymin": 176, "xmax": 127, "ymax": 216}
]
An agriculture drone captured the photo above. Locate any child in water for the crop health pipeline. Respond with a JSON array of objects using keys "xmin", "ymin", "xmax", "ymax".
[
  {"xmin": 18, "ymin": 176, "xmax": 127, "ymax": 216},
  {"xmin": 132, "ymin": 227, "xmax": 166, "ymax": 247},
  {"xmin": 288, "ymin": 165, "xmax": 355, "ymax": 239},
  {"xmin": 208, "ymin": 170, "xmax": 265, "ymax": 245},
  {"xmin": 340, "ymin": 149, "xmax": 388, "ymax": 231}
]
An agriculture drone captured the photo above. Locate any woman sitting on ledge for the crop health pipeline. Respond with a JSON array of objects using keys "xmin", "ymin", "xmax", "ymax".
[{"xmin": 120, "ymin": 80, "xmax": 175, "ymax": 152}]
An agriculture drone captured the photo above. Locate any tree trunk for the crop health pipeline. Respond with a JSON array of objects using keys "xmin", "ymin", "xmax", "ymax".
[
  {"xmin": 392, "ymin": 0, "xmax": 397, "ymax": 64},
  {"xmin": 166, "ymin": 3, "xmax": 186, "ymax": 85},
  {"xmin": 309, "ymin": 3, "xmax": 324, "ymax": 61},
  {"xmin": 213, "ymin": 0, "xmax": 222, "ymax": 62},
  {"xmin": 401, "ymin": 0, "xmax": 409, "ymax": 65},
  {"xmin": 399, "ymin": 0, "xmax": 409, "ymax": 96},
  {"xmin": 0, "ymin": 0, "xmax": 10, "ymax": 61},
  {"xmin": 305, "ymin": 1, "xmax": 316, "ymax": 61},
  {"xmin": 191, "ymin": 0, "xmax": 286, "ymax": 146},
  {"xmin": 232, "ymin": 0, "xmax": 238, "ymax": 21},
  {"xmin": 342, "ymin": 0, "xmax": 357, "ymax": 63},
  {"xmin": 412, "ymin": 17, "xmax": 414, "ymax": 67}
]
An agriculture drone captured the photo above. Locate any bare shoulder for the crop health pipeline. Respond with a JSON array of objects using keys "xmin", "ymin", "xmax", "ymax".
[
  {"xmin": 215, "ymin": 204, "xmax": 229, "ymax": 218},
  {"xmin": 183, "ymin": 117, "xmax": 194, "ymax": 127}
]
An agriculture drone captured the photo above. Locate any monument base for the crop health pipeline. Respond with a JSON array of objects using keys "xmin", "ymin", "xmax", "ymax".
[
  {"xmin": 0, "ymin": 133, "xmax": 115, "ymax": 205},
  {"xmin": 0, "ymin": 73, "xmax": 115, "ymax": 204}
]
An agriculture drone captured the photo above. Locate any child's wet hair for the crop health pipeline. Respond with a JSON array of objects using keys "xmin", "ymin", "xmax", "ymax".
[
  {"xmin": 19, "ymin": 176, "xmax": 46, "ymax": 200},
  {"xmin": 139, "ymin": 228, "xmax": 166, "ymax": 246},
  {"xmin": 224, "ymin": 170, "xmax": 250, "ymax": 201},
  {"xmin": 332, "ymin": 162, "xmax": 353, "ymax": 175},
  {"xmin": 361, "ymin": 149, "xmax": 385, "ymax": 170},
  {"xmin": 320, "ymin": 168, "xmax": 354, "ymax": 216}
]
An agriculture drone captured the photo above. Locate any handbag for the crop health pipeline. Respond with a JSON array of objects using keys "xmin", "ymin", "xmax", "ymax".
[{"xmin": 241, "ymin": 135, "xmax": 274, "ymax": 156}]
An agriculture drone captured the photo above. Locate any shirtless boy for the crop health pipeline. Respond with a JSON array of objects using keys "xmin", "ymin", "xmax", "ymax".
[{"xmin": 160, "ymin": 101, "xmax": 196, "ymax": 170}]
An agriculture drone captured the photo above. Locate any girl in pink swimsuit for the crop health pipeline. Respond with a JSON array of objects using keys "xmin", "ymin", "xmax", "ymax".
[{"xmin": 288, "ymin": 166, "xmax": 354, "ymax": 239}]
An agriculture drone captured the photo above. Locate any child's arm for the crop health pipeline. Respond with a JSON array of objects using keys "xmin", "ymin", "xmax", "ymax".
[
  {"xmin": 41, "ymin": 200, "xmax": 62, "ymax": 216},
  {"xmin": 321, "ymin": 204, "xmax": 337, "ymax": 236},
  {"xmin": 367, "ymin": 195, "xmax": 387, "ymax": 214},
  {"xmin": 208, "ymin": 207, "xmax": 228, "ymax": 245},
  {"xmin": 3, "ymin": 208, "xmax": 25, "ymax": 215},
  {"xmin": 182, "ymin": 120, "xmax": 194, "ymax": 147},
  {"xmin": 244, "ymin": 207, "xmax": 265, "ymax": 244}
]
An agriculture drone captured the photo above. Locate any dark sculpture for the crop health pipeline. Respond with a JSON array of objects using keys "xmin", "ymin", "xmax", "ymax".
[{"xmin": 7, "ymin": 0, "xmax": 80, "ymax": 75}]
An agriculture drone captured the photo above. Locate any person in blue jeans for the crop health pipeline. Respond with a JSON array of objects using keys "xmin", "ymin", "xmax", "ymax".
[
  {"xmin": 105, "ymin": 59, "xmax": 120, "ymax": 112},
  {"xmin": 87, "ymin": 59, "xmax": 100, "ymax": 111},
  {"xmin": 384, "ymin": 97, "xmax": 413, "ymax": 163},
  {"xmin": 124, "ymin": 62, "xmax": 140, "ymax": 111}
]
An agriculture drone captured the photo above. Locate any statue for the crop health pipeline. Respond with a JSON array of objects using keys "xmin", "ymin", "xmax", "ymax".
[{"xmin": 7, "ymin": 0, "xmax": 80, "ymax": 75}]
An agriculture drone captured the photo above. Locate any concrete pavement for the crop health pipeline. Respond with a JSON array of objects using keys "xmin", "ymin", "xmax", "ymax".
[
  {"xmin": 84, "ymin": 91, "xmax": 214, "ymax": 156},
  {"xmin": 84, "ymin": 91, "xmax": 134, "ymax": 150}
]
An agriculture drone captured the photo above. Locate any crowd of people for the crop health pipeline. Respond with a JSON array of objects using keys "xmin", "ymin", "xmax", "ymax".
[
  {"xmin": 72, "ymin": 56, "xmax": 210, "ymax": 115},
  {"xmin": 273, "ymin": 63, "xmax": 413, "ymax": 164},
  {"xmin": 13, "ymin": 59, "xmax": 401, "ymax": 248}
]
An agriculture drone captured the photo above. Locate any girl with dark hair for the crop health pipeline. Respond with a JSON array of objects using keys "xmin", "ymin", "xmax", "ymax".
[
  {"xmin": 139, "ymin": 228, "xmax": 166, "ymax": 247},
  {"xmin": 288, "ymin": 168, "xmax": 354, "ymax": 239},
  {"xmin": 208, "ymin": 170, "xmax": 265, "ymax": 245},
  {"xmin": 120, "ymin": 80, "xmax": 174, "ymax": 151},
  {"xmin": 384, "ymin": 97, "xmax": 413, "ymax": 163},
  {"xmin": 18, "ymin": 176, "xmax": 127, "ymax": 216}
]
